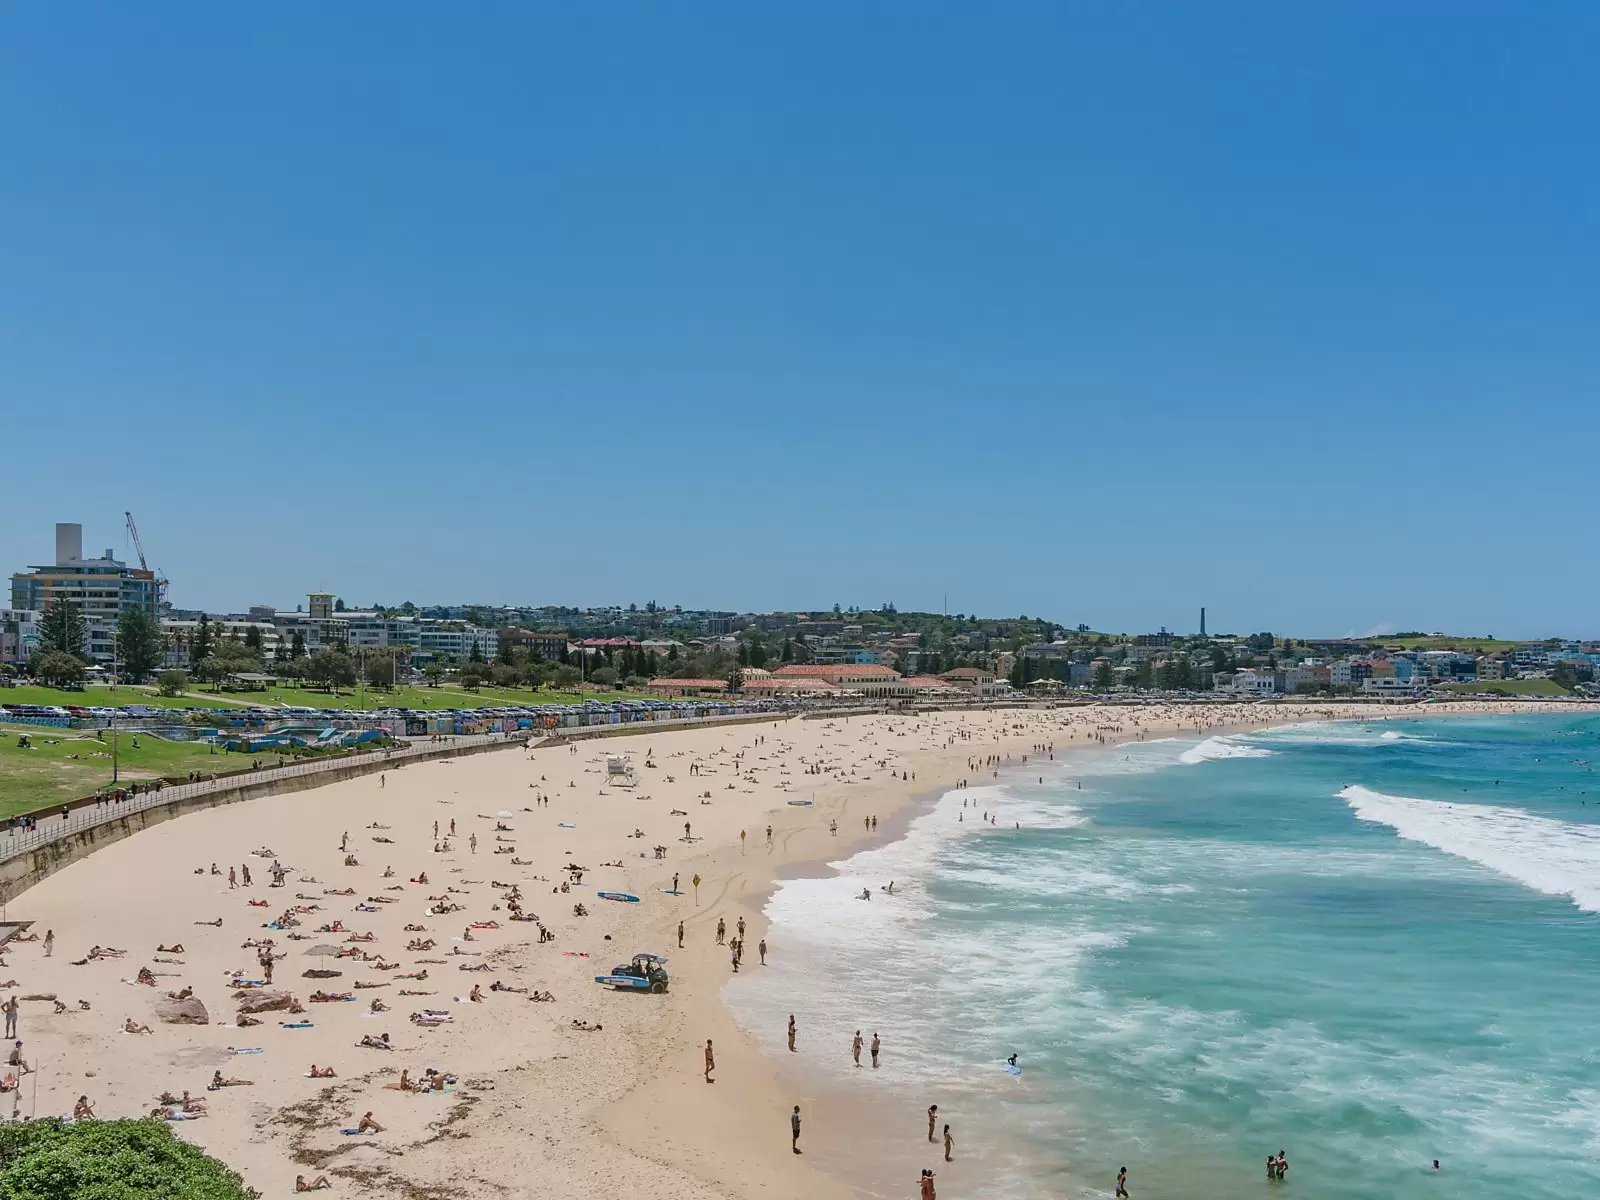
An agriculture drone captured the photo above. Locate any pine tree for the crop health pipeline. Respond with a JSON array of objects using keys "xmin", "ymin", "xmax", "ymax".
[
  {"xmin": 750, "ymin": 640, "xmax": 768, "ymax": 668},
  {"xmin": 191, "ymin": 614, "xmax": 213, "ymax": 665},
  {"xmin": 115, "ymin": 607, "xmax": 165, "ymax": 683},
  {"xmin": 781, "ymin": 638, "xmax": 793, "ymax": 663},
  {"xmin": 39, "ymin": 597, "xmax": 89, "ymax": 660},
  {"xmin": 290, "ymin": 630, "xmax": 307, "ymax": 660}
]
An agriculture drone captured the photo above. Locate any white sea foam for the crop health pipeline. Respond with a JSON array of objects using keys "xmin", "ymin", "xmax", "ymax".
[
  {"xmin": 1339, "ymin": 785, "xmax": 1600, "ymax": 912},
  {"xmin": 1178, "ymin": 736, "xmax": 1276, "ymax": 765}
]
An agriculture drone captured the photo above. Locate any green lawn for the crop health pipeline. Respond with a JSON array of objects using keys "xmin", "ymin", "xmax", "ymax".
[
  {"xmin": 0, "ymin": 726, "xmax": 240, "ymax": 817},
  {"xmin": 1435, "ymin": 678, "xmax": 1575, "ymax": 697},
  {"xmin": 193, "ymin": 682, "xmax": 654, "ymax": 711},
  {"xmin": 0, "ymin": 683, "xmax": 236, "ymax": 710}
]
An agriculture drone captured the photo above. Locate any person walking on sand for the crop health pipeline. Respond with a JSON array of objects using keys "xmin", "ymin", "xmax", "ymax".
[
  {"xmin": 737, "ymin": 917, "xmax": 745, "ymax": 942},
  {"xmin": 741, "ymin": 829, "xmax": 747, "ymax": 854},
  {"xmin": 43, "ymin": 929, "xmax": 53, "ymax": 958},
  {"xmin": 791, "ymin": 1104, "xmax": 802, "ymax": 1154},
  {"xmin": 470, "ymin": 833, "xmax": 477, "ymax": 854},
  {"xmin": 788, "ymin": 1014, "xmax": 797, "ymax": 1052},
  {"xmin": 943, "ymin": 1123, "xmax": 953, "ymax": 1162},
  {"xmin": 927, "ymin": 1104, "xmax": 938, "ymax": 1142},
  {"xmin": 678, "ymin": 921, "xmax": 685, "ymax": 949},
  {"xmin": 716, "ymin": 918, "xmax": 726, "ymax": 945},
  {"xmin": 228, "ymin": 866, "xmax": 237, "ymax": 889},
  {"xmin": 853, "ymin": 1030, "xmax": 863, "ymax": 1066},
  {"xmin": 871, "ymin": 1031, "xmax": 881, "ymax": 1067},
  {"xmin": 704, "ymin": 1039, "xmax": 715, "ymax": 1083},
  {"xmin": 758, "ymin": 938, "xmax": 767, "ymax": 964}
]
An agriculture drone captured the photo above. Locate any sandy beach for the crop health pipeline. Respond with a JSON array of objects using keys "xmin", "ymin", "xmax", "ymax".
[{"xmin": 0, "ymin": 700, "xmax": 1579, "ymax": 1198}]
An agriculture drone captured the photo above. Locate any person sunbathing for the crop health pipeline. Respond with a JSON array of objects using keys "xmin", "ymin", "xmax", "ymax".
[
  {"xmin": 529, "ymin": 990, "xmax": 555, "ymax": 1002},
  {"xmin": 236, "ymin": 1015, "xmax": 263, "ymax": 1027},
  {"xmin": 167, "ymin": 987, "xmax": 193, "ymax": 1000},
  {"xmin": 406, "ymin": 939, "xmax": 436, "ymax": 952},
  {"xmin": 88, "ymin": 946, "xmax": 127, "ymax": 959},
  {"xmin": 398, "ymin": 989, "xmax": 434, "ymax": 997},
  {"xmin": 309, "ymin": 991, "xmax": 352, "ymax": 1002},
  {"xmin": 382, "ymin": 867, "xmax": 396, "ymax": 878},
  {"xmin": 570, "ymin": 1019, "xmax": 603, "ymax": 1031},
  {"xmin": 124, "ymin": 1017, "xmax": 154, "ymax": 1034},
  {"xmin": 194, "ymin": 919, "xmax": 224, "ymax": 927},
  {"xmin": 489, "ymin": 981, "xmax": 527, "ymax": 993},
  {"xmin": 156, "ymin": 944, "xmax": 185, "ymax": 954},
  {"xmin": 369, "ymin": 999, "xmax": 388, "ymax": 1013},
  {"xmin": 295, "ymin": 1174, "xmax": 332, "ymax": 1191},
  {"xmin": 211, "ymin": 1070, "xmax": 253, "ymax": 1087},
  {"xmin": 316, "ymin": 922, "xmax": 346, "ymax": 933},
  {"xmin": 404, "ymin": 924, "xmax": 427, "ymax": 932},
  {"xmin": 344, "ymin": 932, "xmax": 375, "ymax": 942},
  {"xmin": 357, "ymin": 1111, "xmax": 384, "ymax": 1133},
  {"xmin": 323, "ymin": 888, "xmax": 355, "ymax": 896},
  {"xmin": 396, "ymin": 1069, "xmax": 413, "ymax": 1091},
  {"xmin": 410, "ymin": 873, "xmax": 429, "ymax": 885},
  {"xmin": 135, "ymin": 968, "xmax": 158, "ymax": 986},
  {"xmin": 358, "ymin": 1033, "xmax": 393, "ymax": 1050},
  {"xmin": 468, "ymin": 984, "xmax": 484, "ymax": 1003},
  {"xmin": 343, "ymin": 855, "xmax": 360, "ymax": 866},
  {"xmin": 309, "ymin": 1064, "xmax": 337, "ymax": 1078}
]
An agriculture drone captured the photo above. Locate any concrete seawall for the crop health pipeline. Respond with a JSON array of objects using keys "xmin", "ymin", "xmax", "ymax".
[{"xmin": 0, "ymin": 736, "xmax": 520, "ymax": 908}]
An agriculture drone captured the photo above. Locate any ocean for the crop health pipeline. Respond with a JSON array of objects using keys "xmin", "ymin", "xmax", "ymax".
[{"xmin": 728, "ymin": 712, "xmax": 1600, "ymax": 1200}]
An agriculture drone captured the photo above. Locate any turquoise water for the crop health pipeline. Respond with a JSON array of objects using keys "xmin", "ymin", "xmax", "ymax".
[{"xmin": 734, "ymin": 714, "xmax": 1600, "ymax": 1199}]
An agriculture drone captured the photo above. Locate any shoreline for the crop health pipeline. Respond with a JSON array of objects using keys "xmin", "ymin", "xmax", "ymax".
[
  {"xmin": 0, "ymin": 701, "xmax": 1579, "ymax": 1198},
  {"xmin": 711, "ymin": 700, "xmax": 1585, "ymax": 1200}
]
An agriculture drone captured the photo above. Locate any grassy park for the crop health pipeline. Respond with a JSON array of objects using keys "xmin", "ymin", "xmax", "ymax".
[
  {"xmin": 0, "ymin": 725, "xmax": 239, "ymax": 817},
  {"xmin": 2, "ymin": 680, "xmax": 653, "ymax": 713},
  {"xmin": 1434, "ymin": 678, "xmax": 1576, "ymax": 697},
  {"xmin": 0, "ymin": 683, "xmax": 235, "ymax": 710}
]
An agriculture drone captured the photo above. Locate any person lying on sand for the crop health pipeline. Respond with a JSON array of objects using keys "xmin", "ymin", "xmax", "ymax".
[
  {"xmin": 295, "ymin": 1174, "xmax": 332, "ymax": 1191},
  {"xmin": 167, "ymin": 987, "xmax": 193, "ymax": 1000},
  {"xmin": 570, "ymin": 1020, "xmax": 603, "ymax": 1031},
  {"xmin": 88, "ymin": 946, "xmax": 127, "ymax": 959},
  {"xmin": 156, "ymin": 944, "xmax": 184, "ymax": 954},
  {"xmin": 124, "ymin": 1017, "xmax": 153, "ymax": 1034},
  {"xmin": 310, "ymin": 991, "xmax": 352, "ymax": 1002},
  {"xmin": 194, "ymin": 919, "xmax": 223, "ymax": 927},
  {"xmin": 309, "ymin": 1065, "xmax": 337, "ymax": 1078},
  {"xmin": 489, "ymin": 981, "xmax": 527, "ymax": 993},
  {"xmin": 359, "ymin": 1034, "xmax": 393, "ymax": 1050},
  {"xmin": 211, "ymin": 1071, "xmax": 253, "ymax": 1087}
]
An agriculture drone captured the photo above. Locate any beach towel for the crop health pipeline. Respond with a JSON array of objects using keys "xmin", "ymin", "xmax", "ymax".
[
  {"xmin": 281, "ymin": 1021, "xmax": 314, "ymax": 1029},
  {"xmin": 228, "ymin": 1047, "xmax": 265, "ymax": 1054}
]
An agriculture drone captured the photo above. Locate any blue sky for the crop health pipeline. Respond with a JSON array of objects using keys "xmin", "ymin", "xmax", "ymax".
[{"xmin": 4, "ymin": 4, "xmax": 1597, "ymax": 637}]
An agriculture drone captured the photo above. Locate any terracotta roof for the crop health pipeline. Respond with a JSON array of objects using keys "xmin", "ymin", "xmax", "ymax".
[{"xmin": 773, "ymin": 664, "xmax": 900, "ymax": 677}]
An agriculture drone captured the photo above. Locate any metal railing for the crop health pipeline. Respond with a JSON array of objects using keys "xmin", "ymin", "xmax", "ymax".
[{"xmin": 0, "ymin": 732, "xmax": 521, "ymax": 865}]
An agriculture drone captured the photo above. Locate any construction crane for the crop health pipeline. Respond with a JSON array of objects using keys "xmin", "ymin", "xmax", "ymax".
[{"xmin": 124, "ymin": 510, "xmax": 169, "ymax": 605}]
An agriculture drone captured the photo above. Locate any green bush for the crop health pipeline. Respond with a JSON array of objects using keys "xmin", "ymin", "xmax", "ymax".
[{"xmin": 0, "ymin": 1118, "xmax": 257, "ymax": 1200}]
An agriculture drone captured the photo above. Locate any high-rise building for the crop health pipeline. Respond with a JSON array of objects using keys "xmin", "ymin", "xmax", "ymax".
[{"xmin": 9, "ymin": 522, "xmax": 160, "ymax": 665}]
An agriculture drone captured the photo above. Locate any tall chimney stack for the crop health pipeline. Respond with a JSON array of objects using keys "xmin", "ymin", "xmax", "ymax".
[
  {"xmin": 55, "ymin": 522, "xmax": 83, "ymax": 565},
  {"xmin": 1200, "ymin": 607, "xmax": 1207, "ymax": 638}
]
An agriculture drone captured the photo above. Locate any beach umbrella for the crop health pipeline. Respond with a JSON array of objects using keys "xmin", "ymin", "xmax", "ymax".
[
  {"xmin": 496, "ymin": 810, "xmax": 514, "ymax": 818},
  {"xmin": 304, "ymin": 944, "xmax": 344, "ymax": 956}
]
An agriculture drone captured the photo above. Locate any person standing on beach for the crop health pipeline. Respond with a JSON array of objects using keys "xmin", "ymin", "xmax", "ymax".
[
  {"xmin": 766, "ymin": 824, "xmax": 773, "ymax": 848},
  {"xmin": 871, "ymin": 1031, "xmax": 881, "ymax": 1067},
  {"xmin": 791, "ymin": 1105, "xmax": 802, "ymax": 1154},
  {"xmin": 1116, "ymin": 1166, "xmax": 1129, "ymax": 1197},
  {"xmin": 741, "ymin": 829, "xmax": 747, "ymax": 854},
  {"xmin": 788, "ymin": 1015, "xmax": 797, "ymax": 1052},
  {"xmin": 716, "ymin": 918, "xmax": 726, "ymax": 945},
  {"xmin": 943, "ymin": 1124, "xmax": 953, "ymax": 1162},
  {"xmin": 927, "ymin": 1104, "xmax": 938, "ymax": 1142},
  {"xmin": 737, "ymin": 917, "xmax": 745, "ymax": 942},
  {"xmin": 470, "ymin": 833, "xmax": 477, "ymax": 854},
  {"xmin": 242, "ymin": 864, "xmax": 252, "ymax": 887},
  {"xmin": 228, "ymin": 866, "xmax": 237, "ymax": 890},
  {"xmin": 2, "ymin": 997, "xmax": 16, "ymax": 1039},
  {"xmin": 43, "ymin": 929, "xmax": 53, "ymax": 958},
  {"xmin": 704, "ymin": 1039, "xmax": 714, "ymax": 1083},
  {"xmin": 758, "ymin": 938, "xmax": 767, "ymax": 964},
  {"xmin": 853, "ymin": 1030, "xmax": 863, "ymax": 1066},
  {"xmin": 678, "ymin": 921, "xmax": 685, "ymax": 949}
]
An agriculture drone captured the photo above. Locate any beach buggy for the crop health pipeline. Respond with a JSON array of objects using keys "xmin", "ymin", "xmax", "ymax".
[{"xmin": 595, "ymin": 953, "xmax": 669, "ymax": 993}]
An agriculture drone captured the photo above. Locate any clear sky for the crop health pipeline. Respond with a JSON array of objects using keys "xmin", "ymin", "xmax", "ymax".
[{"xmin": 4, "ymin": 4, "xmax": 1597, "ymax": 637}]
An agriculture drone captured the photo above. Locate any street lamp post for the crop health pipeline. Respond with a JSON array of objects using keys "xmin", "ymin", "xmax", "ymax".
[{"xmin": 111, "ymin": 627, "xmax": 119, "ymax": 784}]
